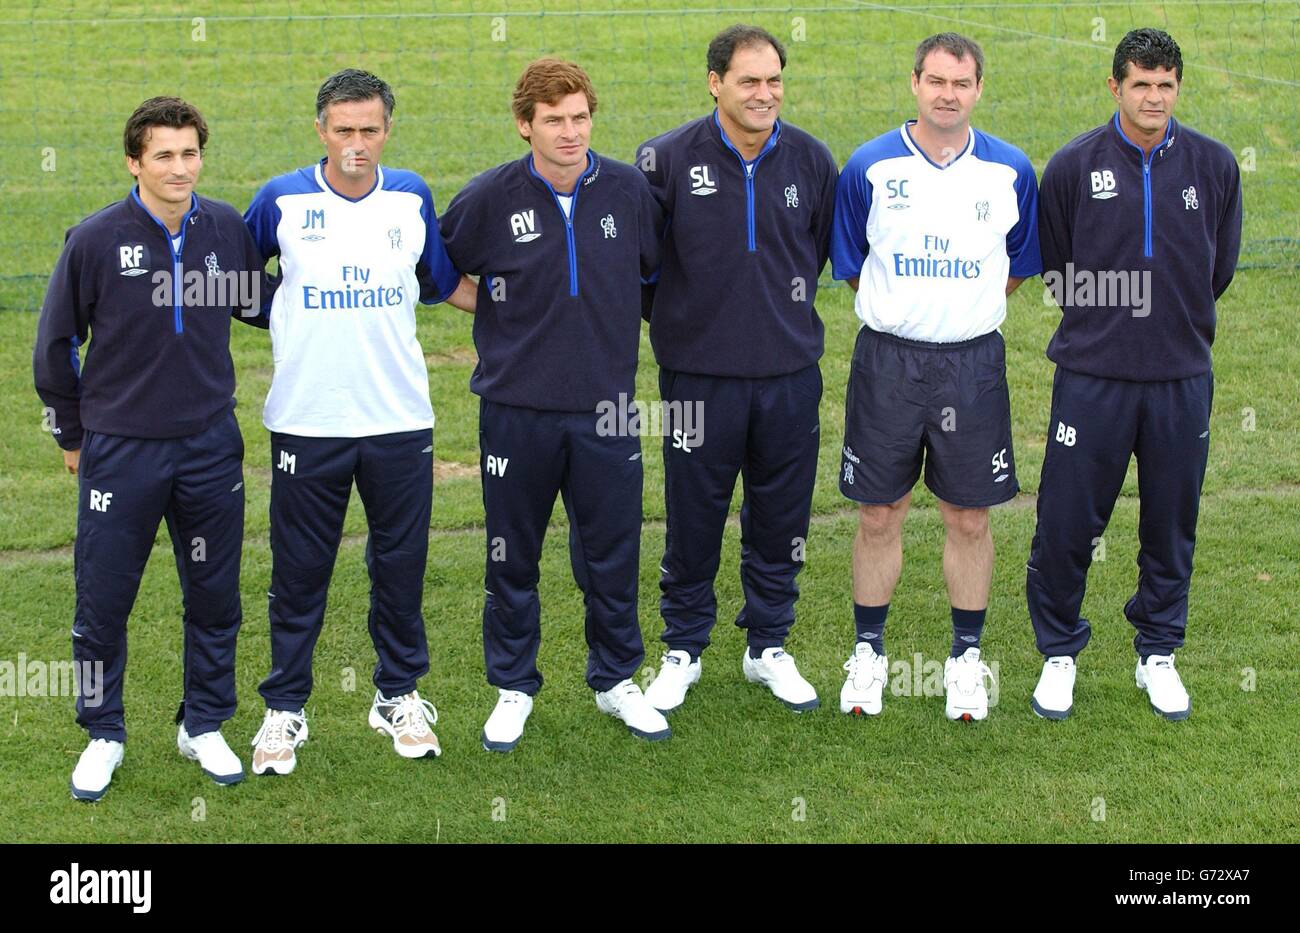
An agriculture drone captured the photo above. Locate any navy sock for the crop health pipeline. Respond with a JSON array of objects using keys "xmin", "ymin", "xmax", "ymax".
[
  {"xmin": 951, "ymin": 607, "xmax": 986, "ymax": 657},
  {"xmin": 853, "ymin": 603, "xmax": 888, "ymax": 656}
]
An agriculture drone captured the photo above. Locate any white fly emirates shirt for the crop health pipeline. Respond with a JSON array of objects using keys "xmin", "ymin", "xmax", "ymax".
[
  {"xmin": 831, "ymin": 123, "xmax": 1042, "ymax": 343},
  {"xmin": 244, "ymin": 161, "xmax": 460, "ymax": 436}
]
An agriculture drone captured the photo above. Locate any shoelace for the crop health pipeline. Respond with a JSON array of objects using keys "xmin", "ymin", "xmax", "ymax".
[
  {"xmin": 386, "ymin": 693, "xmax": 437, "ymax": 737},
  {"xmin": 252, "ymin": 711, "xmax": 303, "ymax": 753},
  {"xmin": 843, "ymin": 651, "xmax": 883, "ymax": 688},
  {"xmin": 953, "ymin": 655, "xmax": 996, "ymax": 693}
]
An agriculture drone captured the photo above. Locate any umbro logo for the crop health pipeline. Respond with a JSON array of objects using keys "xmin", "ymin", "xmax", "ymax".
[
  {"xmin": 688, "ymin": 165, "xmax": 717, "ymax": 196},
  {"xmin": 300, "ymin": 234, "xmax": 325, "ymax": 242},
  {"xmin": 118, "ymin": 244, "xmax": 148, "ymax": 276},
  {"xmin": 510, "ymin": 209, "xmax": 541, "ymax": 243},
  {"xmin": 1090, "ymin": 170, "xmax": 1118, "ymax": 199}
]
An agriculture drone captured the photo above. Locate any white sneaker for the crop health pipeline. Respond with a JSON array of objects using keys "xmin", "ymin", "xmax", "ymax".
[
  {"xmin": 840, "ymin": 642, "xmax": 888, "ymax": 716},
  {"xmin": 944, "ymin": 647, "xmax": 995, "ymax": 721},
  {"xmin": 250, "ymin": 708, "xmax": 309, "ymax": 776},
  {"xmin": 369, "ymin": 690, "xmax": 442, "ymax": 758},
  {"xmin": 70, "ymin": 738, "xmax": 125, "ymax": 802},
  {"xmin": 644, "ymin": 650, "xmax": 702, "ymax": 713},
  {"xmin": 482, "ymin": 689, "xmax": 534, "ymax": 752},
  {"xmin": 178, "ymin": 724, "xmax": 245, "ymax": 785},
  {"xmin": 1031, "ymin": 656, "xmax": 1076, "ymax": 720},
  {"xmin": 595, "ymin": 680, "xmax": 671, "ymax": 741},
  {"xmin": 743, "ymin": 647, "xmax": 819, "ymax": 711},
  {"xmin": 1136, "ymin": 654, "xmax": 1191, "ymax": 720}
]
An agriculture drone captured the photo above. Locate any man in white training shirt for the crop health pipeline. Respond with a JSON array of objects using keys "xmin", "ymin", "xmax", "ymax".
[
  {"xmin": 829, "ymin": 34, "xmax": 1042, "ymax": 722},
  {"xmin": 243, "ymin": 69, "xmax": 476, "ymax": 774}
]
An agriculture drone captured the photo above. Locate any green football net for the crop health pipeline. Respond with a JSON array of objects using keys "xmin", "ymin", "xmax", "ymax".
[{"xmin": 1, "ymin": 0, "xmax": 1295, "ymax": 312}]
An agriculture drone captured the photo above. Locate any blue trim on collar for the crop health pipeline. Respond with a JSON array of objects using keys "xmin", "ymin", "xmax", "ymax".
[
  {"xmin": 318, "ymin": 157, "xmax": 382, "ymax": 201},
  {"xmin": 902, "ymin": 121, "xmax": 972, "ymax": 170},
  {"xmin": 712, "ymin": 109, "xmax": 782, "ymax": 159},
  {"xmin": 130, "ymin": 186, "xmax": 198, "ymax": 232},
  {"xmin": 526, "ymin": 150, "xmax": 596, "ymax": 194},
  {"xmin": 1112, "ymin": 111, "xmax": 1175, "ymax": 155}
]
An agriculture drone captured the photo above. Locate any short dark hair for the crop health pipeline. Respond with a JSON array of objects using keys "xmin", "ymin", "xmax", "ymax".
[
  {"xmin": 1112, "ymin": 28, "xmax": 1183, "ymax": 83},
  {"xmin": 913, "ymin": 32, "xmax": 985, "ymax": 84},
  {"xmin": 707, "ymin": 24, "xmax": 787, "ymax": 83},
  {"xmin": 123, "ymin": 96, "xmax": 208, "ymax": 161},
  {"xmin": 315, "ymin": 69, "xmax": 395, "ymax": 125}
]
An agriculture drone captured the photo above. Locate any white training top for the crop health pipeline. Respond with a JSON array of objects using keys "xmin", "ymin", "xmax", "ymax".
[
  {"xmin": 244, "ymin": 162, "xmax": 460, "ymax": 437},
  {"xmin": 830, "ymin": 123, "xmax": 1042, "ymax": 343}
]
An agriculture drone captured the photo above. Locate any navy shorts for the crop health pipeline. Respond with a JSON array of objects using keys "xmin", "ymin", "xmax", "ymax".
[{"xmin": 839, "ymin": 326, "xmax": 1017, "ymax": 508}]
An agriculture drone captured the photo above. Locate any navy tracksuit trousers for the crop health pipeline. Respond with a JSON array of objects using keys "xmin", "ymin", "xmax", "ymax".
[
  {"xmin": 258, "ymin": 430, "xmax": 433, "ymax": 709},
  {"xmin": 73, "ymin": 411, "xmax": 245, "ymax": 741},
  {"xmin": 1027, "ymin": 367, "xmax": 1213, "ymax": 659},
  {"xmin": 479, "ymin": 398, "xmax": 644, "ymax": 695},
  {"xmin": 658, "ymin": 364, "xmax": 822, "ymax": 656}
]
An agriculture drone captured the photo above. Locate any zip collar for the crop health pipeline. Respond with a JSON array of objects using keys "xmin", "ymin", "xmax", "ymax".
[
  {"xmin": 712, "ymin": 109, "xmax": 781, "ymax": 163},
  {"xmin": 129, "ymin": 186, "xmax": 199, "ymax": 238},
  {"xmin": 900, "ymin": 121, "xmax": 973, "ymax": 170},
  {"xmin": 525, "ymin": 151, "xmax": 598, "ymax": 298},
  {"xmin": 1110, "ymin": 112, "xmax": 1177, "ymax": 162},
  {"xmin": 129, "ymin": 186, "xmax": 198, "ymax": 334},
  {"xmin": 523, "ymin": 150, "xmax": 598, "ymax": 196},
  {"xmin": 315, "ymin": 158, "xmax": 383, "ymax": 202}
]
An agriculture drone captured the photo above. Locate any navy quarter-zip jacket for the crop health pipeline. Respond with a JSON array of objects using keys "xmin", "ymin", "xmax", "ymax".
[
  {"xmin": 438, "ymin": 151, "xmax": 664, "ymax": 412},
  {"xmin": 636, "ymin": 112, "xmax": 839, "ymax": 378},
  {"xmin": 33, "ymin": 190, "xmax": 269, "ymax": 450},
  {"xmin": 1039, "ymin": 114, "xmax": 1242, "ymax": 381}
]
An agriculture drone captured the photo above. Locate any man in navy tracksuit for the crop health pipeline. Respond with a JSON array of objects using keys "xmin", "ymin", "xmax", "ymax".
[
  {"xmin": 1027, "ymin": 29, "xmax": 1242, "ymax": 721},
  {"xmin": 439, "ymin": 59, "xmax": 669, "ymax": 751},
  {"xmin": 33, "ymin": 97, "xmax": 268, "ymax": 800},
  {"xmin": 635, "ymin": 25, "xmax": 838, "ymax": 713}
]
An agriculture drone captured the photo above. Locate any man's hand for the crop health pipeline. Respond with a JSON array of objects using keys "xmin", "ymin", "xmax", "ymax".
[
  {"xmin": 62, "ymin": 448, "xmax": 81, "ymax": 476},
  {"xmin": 446, "ymin": 274, "xmax": 478, "ymax": 314}
]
